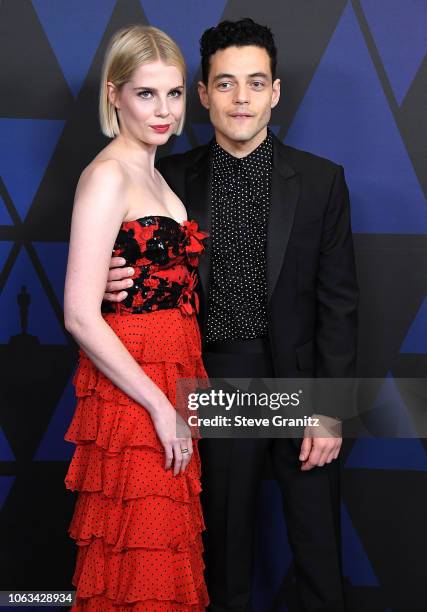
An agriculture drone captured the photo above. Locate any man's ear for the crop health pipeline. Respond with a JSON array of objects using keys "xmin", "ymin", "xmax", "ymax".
[
  {"xmin": 271, "ymin": 78, "xmax": 281, "ymax": 109},
  {"xmin": 107, "ymin": 81, "xmax": 120, "ymax": 110},
  {"xmin": 197, "ymin": 81, "xmax": 209, "ymax": 110}
]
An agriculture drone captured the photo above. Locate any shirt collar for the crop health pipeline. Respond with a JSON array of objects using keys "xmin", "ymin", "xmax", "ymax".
[{"xmin": 212, "ymin": 128, "xmax": 273, "ymax": 169}]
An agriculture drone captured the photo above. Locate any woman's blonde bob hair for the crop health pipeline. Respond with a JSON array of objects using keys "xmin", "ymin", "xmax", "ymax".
[{"xmin": 99, "ymin": 25, "xmax": 186, "ymax": 138}]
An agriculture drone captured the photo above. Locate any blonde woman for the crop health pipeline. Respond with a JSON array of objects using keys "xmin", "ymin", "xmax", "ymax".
[{"xmin": 63, "ymin": 25, "xmax": 208, "ymax": 610}]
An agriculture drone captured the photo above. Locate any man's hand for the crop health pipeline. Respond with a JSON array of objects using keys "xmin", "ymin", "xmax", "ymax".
[
  {"xmin": 103, "ymin": 256, "xmax": 135, "ymax": 302},
  {"xmin": 299, "ymin": 414, "xmax": 342, "ymax": 471}
]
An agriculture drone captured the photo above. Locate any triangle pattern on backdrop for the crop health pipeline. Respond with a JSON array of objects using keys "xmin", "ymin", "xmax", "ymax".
[
  {"xmin": 0, "ymin": 0, "xmax": 74, "ymax": 118},
  {"xmin": 141, "ymin": 0, "xmax": 228, "ymax": 85},
  {"xmin": 284, "ymin": 3, "xmax": 427, "ymax": 234},
  {"xmin": 32, "ymin": 0, "xmax": 116, "ymax": 98},
  {"xmin": 0, "ymin": 428, "xmax": 15, "ymax": 461},
  {"xmin": 360, "ymin": 373, "xmax": 419, "ymax": 438},
  {"xmin": 34, "ymin": 374, "xmax": 77, "ymax": 461},
  {"xmin": 0, "ymin": 242, "xmax": 13, "ymax": 274},
  {"xmin": 346, "ymin": 373, "xmax": 427, "ymax": 470},
  {"xmin": 0, "ymin": 195, "xmax": 13, "ymax": 225},
  {"xmin": 341, "ymin": 502, "xmax": 378, "ymax": 586},
  {"xmin": 360, "ymin": 0, "xmax": 427, "ymax": 105},
  {"xmin": 400, "ymin": 297, "xmax": 427, "ymax": 354},
  {"xmin": 0, "ymin": 119, "xmax": 65, "ymax": 221},
  {"xmin": 24, "ymin": 0, "xmax": 149, "ymax": 241},
  {"xmin": 33, "ymin": 242, "xmax": 70, "ymax": 309},
  {"xmin": 0, "ymin": 247, "xmax": 66, "ymax": 344},
  {"xmin": 0, "ymin": 477, "xmax": 15, "ymax": 512}
]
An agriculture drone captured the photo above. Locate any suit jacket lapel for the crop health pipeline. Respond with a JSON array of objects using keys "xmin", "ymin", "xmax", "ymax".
[
  {"xmin": 185, "ymin": 144, "xmax": 213, "ymax": 302},
  {"xmin": 267, "ymin": 136, "xmax": 300, "ymax": 302}
]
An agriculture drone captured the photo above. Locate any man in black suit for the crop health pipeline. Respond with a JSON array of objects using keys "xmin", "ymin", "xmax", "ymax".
[{"xmin": 104, "ymin": 19, "xmax": 358, "ymax": 612}]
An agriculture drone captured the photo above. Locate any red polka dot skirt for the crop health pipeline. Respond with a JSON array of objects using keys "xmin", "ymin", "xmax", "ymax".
[{"xmin": 64, "ymin": 309, "xmax": 209, "ymax": 610}]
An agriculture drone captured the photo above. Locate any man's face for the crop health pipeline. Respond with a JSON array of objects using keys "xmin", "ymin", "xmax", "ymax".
[{"xmin": 198, "ymin": 45, "xmax": 280, "ymax": 148}]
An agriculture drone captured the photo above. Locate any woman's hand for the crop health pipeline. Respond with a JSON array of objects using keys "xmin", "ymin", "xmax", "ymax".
[{"xmin": 151, "ymin": 398, "xmax": 193, "ymax": 476}]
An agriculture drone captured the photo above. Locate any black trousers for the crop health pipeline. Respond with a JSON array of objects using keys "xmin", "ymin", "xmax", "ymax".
[{"xmin": 199, "ymin": 342, "xmax": 345, "ymax": 612}]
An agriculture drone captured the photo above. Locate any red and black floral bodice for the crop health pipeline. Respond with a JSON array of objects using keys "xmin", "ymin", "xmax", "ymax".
[{"xmin": 101, "ymin": 215, "xmax": 208, "ymax": 316}]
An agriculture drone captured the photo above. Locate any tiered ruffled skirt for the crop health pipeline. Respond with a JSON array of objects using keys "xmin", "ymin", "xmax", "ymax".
[{"xmin": 64, "ymin": 309, "xmax": 209, "ymax": 610}]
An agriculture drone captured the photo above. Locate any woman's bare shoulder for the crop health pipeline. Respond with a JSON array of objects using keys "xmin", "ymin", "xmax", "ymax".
[{"xmin": 76, "ymin": 156, "xmax": 128, "ymax": 202}]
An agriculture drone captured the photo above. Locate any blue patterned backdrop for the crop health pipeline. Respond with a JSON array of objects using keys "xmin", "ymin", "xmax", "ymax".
[{"xmin": 0, "ymin": 1, "xmax": 426, "ymax": 610}]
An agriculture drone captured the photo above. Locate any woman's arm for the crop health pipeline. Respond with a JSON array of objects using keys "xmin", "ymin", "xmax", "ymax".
[{"xmin": 64, "ymin": 160, "xmax": 192, "ymax": 474}]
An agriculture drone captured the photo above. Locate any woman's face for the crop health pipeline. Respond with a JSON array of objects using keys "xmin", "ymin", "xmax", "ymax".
[{"xmin": 109, "ymin": 60, "xmax": 184, "ymax": 145}]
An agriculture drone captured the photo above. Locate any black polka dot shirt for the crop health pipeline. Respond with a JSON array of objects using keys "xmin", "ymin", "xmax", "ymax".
[{"xmin": 205, "ymin": 129, "xmax": 273, "ymax": 343}]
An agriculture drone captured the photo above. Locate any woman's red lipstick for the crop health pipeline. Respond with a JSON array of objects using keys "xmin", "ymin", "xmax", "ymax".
[{"xmin": 151, "ymin": 124, "xmax": 171, "ymax": 133}]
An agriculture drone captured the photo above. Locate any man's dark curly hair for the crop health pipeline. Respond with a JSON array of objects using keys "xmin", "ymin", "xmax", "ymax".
[{"xmin": 200, "ymin": 18, "xmax": 277, "ymax": 84}]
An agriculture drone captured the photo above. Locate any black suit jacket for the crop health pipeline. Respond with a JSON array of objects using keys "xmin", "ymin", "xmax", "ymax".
[{"xmin": 156, "ymin": 134, "xmax": 359, "ymax": 414}]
